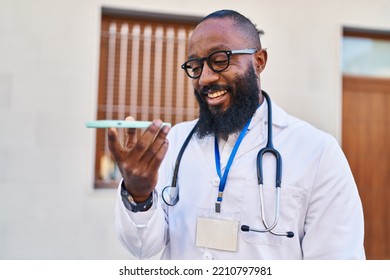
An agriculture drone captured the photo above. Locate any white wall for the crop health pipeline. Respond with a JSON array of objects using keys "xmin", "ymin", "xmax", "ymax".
[{"xmin": 0, "ymin": 0, "xmax": 389, "ymax": 259}]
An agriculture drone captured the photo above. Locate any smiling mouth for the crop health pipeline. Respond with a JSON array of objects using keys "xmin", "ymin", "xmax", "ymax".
[{"xmin": 207, "ymin": 90, "xmax": 227, "ymax": 99}]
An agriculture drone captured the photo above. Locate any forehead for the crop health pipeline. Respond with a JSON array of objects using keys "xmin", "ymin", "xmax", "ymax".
[{"xmin": 188, "ymin": 18, "xmax": 249, "ymax": 56}]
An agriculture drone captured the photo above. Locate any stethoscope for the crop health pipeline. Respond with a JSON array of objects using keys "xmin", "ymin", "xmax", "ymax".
[{"xmin": 162, "ymin": 91, "xmax": 294, "ymax": 238}]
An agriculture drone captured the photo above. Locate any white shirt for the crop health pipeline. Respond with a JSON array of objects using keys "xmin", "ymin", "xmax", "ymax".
[{"xmin": 115, "ymin": 99, "xmax": 365, "ymax": 259}]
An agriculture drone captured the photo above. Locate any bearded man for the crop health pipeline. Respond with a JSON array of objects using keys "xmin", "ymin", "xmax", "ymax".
[{"xmin": 108, "ymin": 10, "xmax": 365, "ymax": 260}]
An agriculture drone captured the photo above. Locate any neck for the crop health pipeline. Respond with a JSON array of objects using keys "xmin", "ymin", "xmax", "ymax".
[
  {"xmin": 217, "ymin": 133, "xmax": 229, "ymax": 141},
  {"xmin": 259, "ymin": 92, "xmax": 264, "ymax": 106}
]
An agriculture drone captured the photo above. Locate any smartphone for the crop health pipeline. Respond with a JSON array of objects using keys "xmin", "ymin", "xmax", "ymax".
[{"xmin": 85, "ymin": 120, "xmax": 171, "ymax": 129}]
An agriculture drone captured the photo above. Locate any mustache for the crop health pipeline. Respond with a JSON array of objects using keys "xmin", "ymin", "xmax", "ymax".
[{"xmin": 199, "ymin": 84, "xmax": 231, "ymax": 95}]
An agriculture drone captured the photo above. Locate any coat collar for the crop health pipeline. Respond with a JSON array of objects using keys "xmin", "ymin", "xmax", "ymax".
[{"xmin": 248, "ymin": 91, "xmax": 289, "ymax": 132}]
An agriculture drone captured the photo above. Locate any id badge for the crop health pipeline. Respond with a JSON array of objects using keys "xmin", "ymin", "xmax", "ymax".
[{"xmin": 196, "ymin": 216, "xmax": 239, "ymax": 252}]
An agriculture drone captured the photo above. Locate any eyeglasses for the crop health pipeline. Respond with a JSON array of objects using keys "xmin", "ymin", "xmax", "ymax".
[{"xmin": 181, "ymin": 48, "xmax": 257, "ymax": 79}]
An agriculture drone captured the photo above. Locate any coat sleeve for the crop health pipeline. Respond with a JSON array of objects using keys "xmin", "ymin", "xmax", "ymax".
[
  {"xmin": 301, "ymin": 136, "xmax": 365, "ymax": 259},
  {"xmin": 114, "ymin": 187, "xmax": 168, "ymax": 259},
  {"xmin": 114, "ymin": 125, "xmax": 179, "ymax": 259}
]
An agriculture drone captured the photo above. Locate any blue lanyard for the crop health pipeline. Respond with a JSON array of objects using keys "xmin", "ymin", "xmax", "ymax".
[{"xmin": 214, "ymin": 118, "xmax": 252, "ymax": 213}]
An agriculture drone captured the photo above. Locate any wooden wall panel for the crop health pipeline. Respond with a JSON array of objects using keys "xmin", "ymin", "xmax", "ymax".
[{"xmin": 342, "ymin": 75, "xmax": 390, "ymax": 259}]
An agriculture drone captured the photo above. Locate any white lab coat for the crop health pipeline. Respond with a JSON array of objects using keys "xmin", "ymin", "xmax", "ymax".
[{"xmin": 115, "ymin": 99, "xmax": 365, "ymax": 259}]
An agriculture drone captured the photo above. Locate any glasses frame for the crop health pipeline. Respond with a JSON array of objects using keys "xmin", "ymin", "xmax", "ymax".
[{"xmin": 181, "ymin": 48, "xmax": 257, "ymax": 79}]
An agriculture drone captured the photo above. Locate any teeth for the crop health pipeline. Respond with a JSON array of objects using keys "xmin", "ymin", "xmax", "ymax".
[{"xmin": 207, "ymin": 90, "xmax": 227, "ymax": 98}]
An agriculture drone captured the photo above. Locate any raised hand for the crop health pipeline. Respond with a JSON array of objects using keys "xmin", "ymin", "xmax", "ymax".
[{"xmin": 107, "ymin": 117, "xmax": 170, "ymax": 202}]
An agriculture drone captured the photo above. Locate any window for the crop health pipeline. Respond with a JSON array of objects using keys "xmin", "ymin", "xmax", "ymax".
[
  {"xmin": 342, "ymin": 28, "xmax": 390, "ymax": 78},
  {"xmin": 94, "ymin": 8, "xmax": 200, "ymax": 188}
]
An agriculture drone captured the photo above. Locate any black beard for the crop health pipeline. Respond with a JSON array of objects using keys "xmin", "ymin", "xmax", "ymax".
[{"xmin": 194, "ymin": 66, "xmax": 260, "ymax": 139}]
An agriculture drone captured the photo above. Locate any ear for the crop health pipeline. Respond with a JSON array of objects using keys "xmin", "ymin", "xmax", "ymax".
[{"xmin": 254, "ymin": 49, "xmax": 268, "ymax": 75}]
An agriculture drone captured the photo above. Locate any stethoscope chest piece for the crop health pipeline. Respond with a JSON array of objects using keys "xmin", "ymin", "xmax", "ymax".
[{"xmin": 162, "ymin": 185, "xmax": 179, "ymax": 206}]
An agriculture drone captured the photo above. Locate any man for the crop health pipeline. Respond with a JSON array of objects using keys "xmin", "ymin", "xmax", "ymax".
[{"xmin": 108, "ymin": 10, "xmax": 365, "ymax": 259}]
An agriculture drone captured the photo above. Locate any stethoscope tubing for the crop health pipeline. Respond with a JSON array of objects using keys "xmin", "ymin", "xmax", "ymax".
[
  {"xmin": 162, "ymin": 124, "xmax": 197, "ymax": 206},
  {"xmin": 256, "ymin": 91, "xmax": 282, "ymax": 232},
  {"xmin": 162, "ymin": 91, "xmax": 294, "ymax": 238}
]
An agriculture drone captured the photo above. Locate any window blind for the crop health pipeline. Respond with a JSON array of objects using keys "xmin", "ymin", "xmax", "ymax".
[{"xmin": 95, "ymin": 14, "xmax": 198, "ymax": 188}]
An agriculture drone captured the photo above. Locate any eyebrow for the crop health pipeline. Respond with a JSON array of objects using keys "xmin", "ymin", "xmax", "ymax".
[{"xmin": 187, "ymin": 45, "xmax": 231, "ymax": 59}]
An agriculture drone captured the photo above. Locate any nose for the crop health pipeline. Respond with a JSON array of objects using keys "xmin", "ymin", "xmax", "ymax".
[{"xmin": 198, "ymin": 62, "xmax": 219, "ymax": 86}]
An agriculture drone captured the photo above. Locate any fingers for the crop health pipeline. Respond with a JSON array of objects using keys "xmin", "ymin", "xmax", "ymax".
[
  {"xmin": 131, "ymin": 119, "xmax": 165, "ymax": 162},
  {"xmin": 141, "ymin": 124, "xmax": 170, "ymax": 171},
  {"xmin": 148, "ymin": 136, "xmax": 169, "ymax": 174},
  {"xmin": 109, "ymin": 117, "xmax": 169, "ymax": 164},
  {"xmin": 107, "ymin": 118, "xmax": 170, "ymax": 198}
]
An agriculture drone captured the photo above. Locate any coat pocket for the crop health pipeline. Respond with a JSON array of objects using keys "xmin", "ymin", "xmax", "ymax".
[{"xmin": 240, "ymin": 178, "xmax": 304, "ymax": 246}]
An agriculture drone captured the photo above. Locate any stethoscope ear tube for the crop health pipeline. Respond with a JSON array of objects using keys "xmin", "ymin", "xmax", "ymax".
[{"xmin": 257, "ymin": 147, "xmax": 282, "ymax": 187}]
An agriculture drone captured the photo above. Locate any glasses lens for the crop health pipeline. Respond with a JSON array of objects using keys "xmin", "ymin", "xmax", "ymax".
[
  {"xmin": 162, "ymin": 185, "xmax": 179, "ymax": 206},
  {"xmin": 209, "ymin": 51, "xmax": 229, "ymax": 72},
  {"xmin": 185, "ymin": 59, "xmax": 203, "ymax": 78}
]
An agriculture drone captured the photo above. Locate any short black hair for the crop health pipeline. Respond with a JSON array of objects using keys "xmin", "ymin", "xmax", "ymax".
[{"xmin": 199, "ymin": 10, "xmax": 264, "ymax": 49}]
